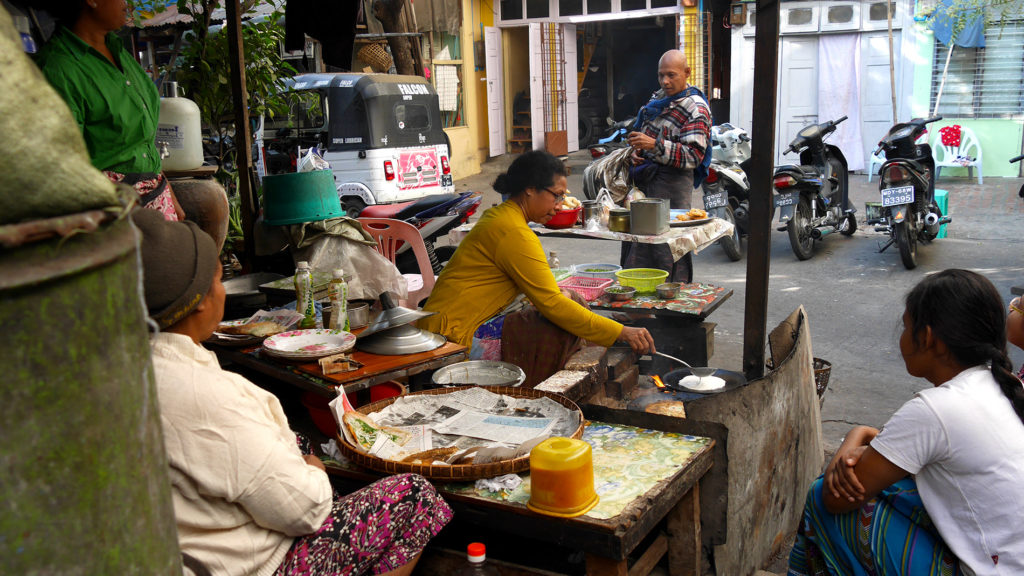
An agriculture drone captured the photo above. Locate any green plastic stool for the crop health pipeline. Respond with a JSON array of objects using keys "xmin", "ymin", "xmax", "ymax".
[{"xmin": 935, "ymin": 189, "xmax": 948, "ymax": 238}]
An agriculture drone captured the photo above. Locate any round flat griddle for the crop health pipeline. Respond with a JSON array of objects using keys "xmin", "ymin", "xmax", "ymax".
[{"xmin": 663, "ymin": 367, "xmax": 748, "ymax": 395}]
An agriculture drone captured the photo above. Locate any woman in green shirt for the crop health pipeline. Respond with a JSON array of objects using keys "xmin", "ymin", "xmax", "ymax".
[{"xmin": 35, "ymin": 0, "xmax": 184, "ymax": 221}]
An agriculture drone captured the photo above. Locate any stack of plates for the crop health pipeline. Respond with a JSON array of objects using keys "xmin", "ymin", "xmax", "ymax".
[{"xmin": 262, "ymin": 329, "xmax": 357, "ymax": 361}]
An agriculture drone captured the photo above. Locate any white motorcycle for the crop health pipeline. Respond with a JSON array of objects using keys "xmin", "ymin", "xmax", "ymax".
[{"xmin": 702, "ymin": 123, "xmax": 752, "ymax": 261}]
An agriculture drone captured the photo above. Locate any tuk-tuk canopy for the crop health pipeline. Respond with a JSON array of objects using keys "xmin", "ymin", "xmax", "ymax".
[{"xmin": 275, "ymin": 73, "xmax": 447, "ymax": 152}]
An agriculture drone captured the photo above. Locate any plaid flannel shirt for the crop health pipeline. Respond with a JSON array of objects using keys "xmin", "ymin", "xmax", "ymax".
[{"xmin": 639, "ymin": 87, "xmax": 712, "ymax": 170}]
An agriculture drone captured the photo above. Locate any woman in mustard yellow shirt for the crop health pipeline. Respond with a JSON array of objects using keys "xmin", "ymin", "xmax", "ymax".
[{"xmin": 420, "ymin": 151, "xmax": 654, "ymax": 385}]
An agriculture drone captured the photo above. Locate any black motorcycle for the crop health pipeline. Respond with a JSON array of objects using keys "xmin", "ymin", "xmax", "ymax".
[
  {"xmin": 869, "ymin": 116, "xmax": 950, "ymax": 269},
  {"xmin": 772, "ymin": 116, "xmax": 856, "ymax": 260}
]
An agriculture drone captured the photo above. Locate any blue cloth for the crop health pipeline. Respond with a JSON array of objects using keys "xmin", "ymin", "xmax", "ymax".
[
  {"xmin": 788, "ymin": 476, "xmax": 962, "ymax": 576},
  {"xmin": 931, "ymin": 0, "xmax": 985, "ymax": 48},
  {"xmin": 469, "ymin": 314, "xmax": 505, "ymax": 360}
]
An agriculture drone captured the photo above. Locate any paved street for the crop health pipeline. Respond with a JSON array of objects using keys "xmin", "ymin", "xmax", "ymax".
[{"xmin": 454, "ymin": 151, "xmax": 1024, "ymax": 449}]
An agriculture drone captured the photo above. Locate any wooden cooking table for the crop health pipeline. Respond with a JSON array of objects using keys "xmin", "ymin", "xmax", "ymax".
[
  {"xmin": 207, "ymin": 339, "xmax": 468, "ymax": 398},
  {"xmin": 325, "ymin": 417, "xmax": 714, "ymax": 576},
  {"xmin": 592, "ymin": 282, "xmax": 733, "ymax": 369}
]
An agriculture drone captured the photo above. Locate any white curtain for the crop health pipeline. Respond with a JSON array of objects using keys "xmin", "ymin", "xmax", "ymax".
[{"xmin": 818, "ymin": 34, "xmax": 865, "ymax": 171}]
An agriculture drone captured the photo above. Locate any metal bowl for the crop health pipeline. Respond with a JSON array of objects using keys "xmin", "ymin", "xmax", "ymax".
[
  {"xmin": 656, "ymin": 282, "xmax": 681, "ymax": 299},
  {"xmin": 603, "ymin": 285, "xmax": 636, "ymax": 301},
  {"xmin": 431, "ymin": 360, "xmax": 527, "ymax": 387}
]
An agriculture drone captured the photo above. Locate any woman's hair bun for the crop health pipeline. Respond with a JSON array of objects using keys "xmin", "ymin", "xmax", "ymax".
[{"xmin": 492, "ymin": 173, "xmax": 508, "ymax": 195}]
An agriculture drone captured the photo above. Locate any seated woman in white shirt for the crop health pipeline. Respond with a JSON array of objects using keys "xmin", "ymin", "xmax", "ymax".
[
  {"xmin": 130, "ymin": 209, "xmax": 452, "ymax": 576},
  {"xmin": 789, "ymin": 269, "xmax": 1024, "ymax": 576}
]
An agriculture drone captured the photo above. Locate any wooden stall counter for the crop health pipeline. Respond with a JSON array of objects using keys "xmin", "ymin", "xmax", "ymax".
[{"xmin": 208, "ymin": 339, "xmax": 468, "ymax": 399}]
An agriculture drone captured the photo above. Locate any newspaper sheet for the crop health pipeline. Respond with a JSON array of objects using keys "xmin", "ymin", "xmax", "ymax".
[{"xmin": 362, "ymin": 387, "xmax": 580, "ymax": 464}]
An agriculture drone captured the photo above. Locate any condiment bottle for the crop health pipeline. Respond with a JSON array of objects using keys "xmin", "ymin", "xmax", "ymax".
[
  {"xmin": 294, "ymin": 261, "xmax": 317, "ymax": 329},
  {"xmin": 327, "ymin": 269, "xmax": 349, "ymax": 331},
  {"xmin": 457, "ymin": 542, "xmax": 498, "ymax": 575},
  {"xmin": 547, "ymin": 251, "xmax": 561, "ymax": 268}
]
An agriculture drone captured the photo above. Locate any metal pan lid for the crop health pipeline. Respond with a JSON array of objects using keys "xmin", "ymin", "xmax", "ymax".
[{"xmin": 357, "ymin": 292, "xmax": 436, "ymax": 340}]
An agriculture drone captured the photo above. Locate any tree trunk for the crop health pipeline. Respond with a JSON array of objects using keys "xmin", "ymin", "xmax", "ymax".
[{"xmin": 373, "ymin": 0, "xmax": 416, "ymax": 76}]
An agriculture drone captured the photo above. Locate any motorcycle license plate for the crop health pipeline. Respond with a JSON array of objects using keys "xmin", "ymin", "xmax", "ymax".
[
  {"xmin": 774, "ymin": 191, "xmax": 798, "ymax": 208},
  {"xmin": 880, "ymin": 185, "xmax": 914, "ymax": 207},
  {"xmin": 703, "ymin": 190, "xmax": 728, "ymax": 210},
  {"xmin": 440, "ymin": 174, "xmax": 453, "ymax": 187}
]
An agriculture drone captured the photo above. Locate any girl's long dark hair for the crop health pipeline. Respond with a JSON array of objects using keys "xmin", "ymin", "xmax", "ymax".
[
  {"xmin": 905, "ymin": 269, "xmax": 1024, "ymax": 425},
  {"xmin": 493, "ymin": 150, "xmax": 566, "ymax": 200}
]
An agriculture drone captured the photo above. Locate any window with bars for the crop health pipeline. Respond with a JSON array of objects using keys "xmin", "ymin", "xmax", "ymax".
[
  {"xmin": 681, "ymin": 11, "xmax": 710, "ymax": 96},
  {"xmin": 930, "ymin": 20, "xmax": 1024, "ymax": 118},
  {"xmin": 421, "ymin": 31, "xmax": 466, "ymax": 127}
]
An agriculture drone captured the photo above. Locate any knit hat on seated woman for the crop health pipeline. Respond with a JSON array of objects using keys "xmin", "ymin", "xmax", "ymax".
[{"xmin": 130, "ymin": 209, "xmax": 218, "ymax": 329}]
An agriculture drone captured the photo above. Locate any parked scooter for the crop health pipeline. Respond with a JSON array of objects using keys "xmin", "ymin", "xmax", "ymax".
[
  {"xmin": 702, "ymin": 123, "xmax": 752, "ymax": 261},
  {"xmin": 359, "ymin": 191, "xmax": 482, "ymax": 274},
  {"xmin": 868, "ymin": 116, "xmax": 950, "ymax": 269},
  {"xmin": 587, "ymin": 116, "xmax": 635, "ymax": 159},
  {"xmin": 772, "ymin": 116, "xmax": 856, "ymax": 260}
]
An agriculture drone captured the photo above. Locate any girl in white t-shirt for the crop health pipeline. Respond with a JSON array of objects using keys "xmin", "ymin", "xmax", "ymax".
[{"xmin": 789, "ymin": 269, "xmax": 1024, "ymax": 576}]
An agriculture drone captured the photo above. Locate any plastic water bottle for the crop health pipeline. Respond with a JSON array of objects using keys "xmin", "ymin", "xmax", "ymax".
[
  {"xmin": 457, "ymin": 542, "xmax": 498, "ymax": 575},
  {"xmin": 327, "ymin": 269, "xmax": 349, "ymax": 331},
  {"xmin": 294, "ymin": 261, "xmax": 317, "ymax": 329},
  {"xmin": 547, "ymin": 251, "xmax": 561, "ymax": 268}
]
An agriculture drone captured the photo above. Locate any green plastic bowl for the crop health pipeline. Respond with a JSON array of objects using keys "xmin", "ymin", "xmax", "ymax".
[
  {"xmin": 615, "ymin": 268, "xmax": 669, "ymax": 294},
  {"xmin": 262, "ymin": 170, "xmax": 344, "ymax": 225}
]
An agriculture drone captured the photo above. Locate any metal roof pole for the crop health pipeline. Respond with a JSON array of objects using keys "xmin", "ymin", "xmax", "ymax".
[
  {"xmin": 741, "ymin": 0, "xmax": 779, "ymax": 379},
  {"xmin": 225, "ymin": 0, "xmax": 256, "ymax": 267}
]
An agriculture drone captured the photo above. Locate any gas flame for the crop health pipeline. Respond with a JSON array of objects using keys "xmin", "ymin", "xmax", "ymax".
[{"xmin": 652, "ymin": 374, "xmax": 666, "ymax": 389}]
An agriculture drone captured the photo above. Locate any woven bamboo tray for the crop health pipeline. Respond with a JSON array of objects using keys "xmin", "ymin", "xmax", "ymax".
[{"xmin": 335, "ymin": 385, "xmax": 584, "ymax": 481}]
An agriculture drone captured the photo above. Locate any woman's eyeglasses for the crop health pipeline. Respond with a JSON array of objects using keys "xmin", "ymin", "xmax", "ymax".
[
  {"xmin": 1011, "ymin": 297, "xmax": 1024, "ymax": 317},
  {"xmin": 543, "ymin": 188, "xmax": 567, "ymax": 203}
]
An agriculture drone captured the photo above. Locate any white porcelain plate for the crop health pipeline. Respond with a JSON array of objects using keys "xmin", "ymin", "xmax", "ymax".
[{"xmin": 262, "ymin": 329, "xmax": 356, "ymax": 360}]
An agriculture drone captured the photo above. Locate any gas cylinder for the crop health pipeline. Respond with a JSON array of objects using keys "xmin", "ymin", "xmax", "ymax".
[{"xmin": 157, "ymin": 81, "xmax": 204, "ymax": 171}]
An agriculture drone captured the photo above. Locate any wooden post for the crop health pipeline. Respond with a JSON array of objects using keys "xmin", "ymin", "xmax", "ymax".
[
  {"xmin": 402, "ymin": 0, "xmax": 425, "ymax": 76},
  {"xmin": 741, "ymin": 0, "xmax": 780, "ymax": 379},
  {"xmin": 667, "ymin": 483, "xmax": 701, "ymax": 576},
  {"xmin": 225, "ymin": 0, "xmax": 255, "ymax": 268},
  {"xmin": 373, "ymin": 0, "xmax": 417, "ymax": 75}
]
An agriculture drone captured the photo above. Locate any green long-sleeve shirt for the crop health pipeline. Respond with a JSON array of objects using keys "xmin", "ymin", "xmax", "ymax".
[
  {"xmin": 36, "ymin": 27, "xmax": 161, "ymax": 174},
  {"xmin": 420, "ymin": 201, "xmax": 622, "ymax": 349}
]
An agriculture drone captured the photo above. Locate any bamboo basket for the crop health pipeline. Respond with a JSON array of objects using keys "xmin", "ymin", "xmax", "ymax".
[
  {"xmin": 336, "ymin": 385, "xmax": 585, "ymax": 481},
  {"xmin": 358, "ymin": 42, "xmax": 393, "ymax": 73}
]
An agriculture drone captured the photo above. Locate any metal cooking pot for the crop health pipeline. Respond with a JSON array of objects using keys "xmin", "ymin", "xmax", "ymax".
[{"xmin": 347, "ymin": 301, "xmax": 370, "ymax": 329}]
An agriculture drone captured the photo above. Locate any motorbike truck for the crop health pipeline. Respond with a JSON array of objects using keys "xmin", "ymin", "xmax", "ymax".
[
  {"xmin": 772, "ymin": 115, "xmax": 857, "ymax": 260},
  {"xmin": 256, "ymin": 73, "xmax": 455, "ymax": 218},
  {"xmin": 702, "ymin": 123, "xmax": 752, "ymax": 261},
  {"xmin": 869, "ymin": 116, "xmax": 951, "ymax": 270}
]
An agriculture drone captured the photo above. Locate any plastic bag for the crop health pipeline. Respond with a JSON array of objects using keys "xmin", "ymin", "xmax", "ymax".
[
  {"xmin": 297, "ymin": 147, "xmax": 331, "ymax": 172},
  {"xmin": 592, "ymin": 188, "xmax": 617, "ymax": 230},
  {"xmin": 623, "ymin": 186, "xmax": 646, "ymax": 208}
]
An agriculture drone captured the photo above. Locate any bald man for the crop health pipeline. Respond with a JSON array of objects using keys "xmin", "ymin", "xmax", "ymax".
[{"xmin": 623, "ymin": 49, "xmax": 712, "ymax": 283}]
